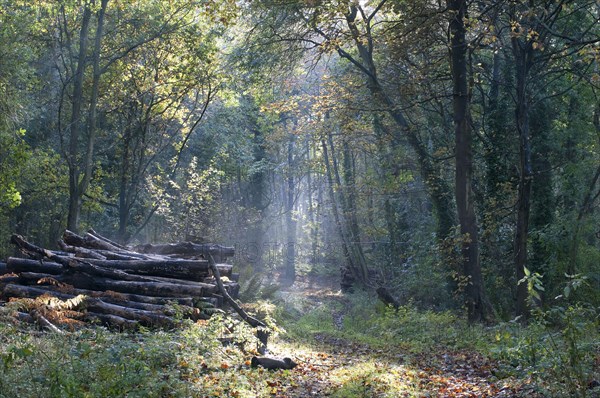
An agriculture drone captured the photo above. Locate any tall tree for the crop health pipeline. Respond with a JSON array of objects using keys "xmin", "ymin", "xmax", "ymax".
[{"xmin": 448, "ymin": 0, "xmax": 491, "ymax": 321}]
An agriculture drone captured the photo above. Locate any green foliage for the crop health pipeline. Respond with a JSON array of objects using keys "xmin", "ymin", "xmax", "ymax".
[
  {"xmin": 493, "ymin": 275, "xmax": 600, "ymax": 397},
  {"xmin": 0, "ymin": 129, "xmax": 28, "ymax": 209},
  {"xmin": 283, "ymin": 290, "xmax": 482, "ymax": 353},
  {"xmin": 239, "ymin": 269, "xmax": 281, "ymax": 302},
  {"xmin": 149, "ymin": 156, "xmax": 225, "ymax": 241},
  {"xmin": 0, "ymin": 313, "xmax": 265, "ymax": 398}
]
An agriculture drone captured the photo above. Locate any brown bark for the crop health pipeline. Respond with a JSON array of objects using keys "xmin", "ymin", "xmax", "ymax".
[
  {"xmin": 251, "ymin": 357, "xmax": 297, "ymax": 370},
  {"xmin": 322, "ymin": 137, "xmax": 356, "ymax": 292},
  {"xmin": 85, "ymin": 298, "xmax": 176, "ymax": 327}
]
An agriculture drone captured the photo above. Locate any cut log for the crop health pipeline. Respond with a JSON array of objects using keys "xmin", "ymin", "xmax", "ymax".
[
  {"xmin": 57, "ymin": 240, "xmax": 107, "ymax": 260},
  {"xmin": 28, "ymin": 283, "xmax": 196, "ymax": 306},
  {"xmin": 0, "ymin": 275, "xmax": 19, "ymax": 285},
  {"xmin": 84, "ymin": 298, "xmax": 176, "ymax": 327},
  {"xmin": 63, "ymin": 229, "xmax": 121, "ymax": 252},
  {"xmin": 134, "ymin": 242, "xmax": 235, "ymax": 260},
  {"xmin": 9, "ymin": 256, "xmax": 232, "ymax": 281},
  {"xmin": 88, "ymin": 228, "xmax": 128, "ymax": 250},
  {"xmin": 64, "ymin": 257, "xmax": 220, "ymax": 280},
  {"xmin": 251, "ymin": 357, "xmax": 297, "ymax": 370},
  {"xmin": 3, "ymin": 283, "xmax": 77, "ymax": 301},
  {"xmin": 6, "ymin": 230, "xmax": 244, "ymax": 329},
  {"xmin": 10, "ymin": 235, "xmax": 158, "ymax": 283},
  {"xmin": 7, "ymin": 258, "xmax": 63, "ymax": 275},
  {"xmin": 18, "ymin": 272, "xmax": 60, "ymax": 284},
  {"xmin": 84, "ymin": 312, "xmax": 139, "ymax": 330},
  {"xmin": 3, "ymin": 283, "xmax": 176, "ymax": 327},
  {"xmin": 16, "ymin": 272, "xmax": 217, "ymax": 299},
  {"xmin": 63, "ymin": 273, "xmax": 218, "ymax": 298},
  {"xmin": 63, "ymin": 230, "xmax": 148, "ymax": 259},
  {"xmin": 1, "ymin": 283, "xmax": 200, "ymax": 315}
]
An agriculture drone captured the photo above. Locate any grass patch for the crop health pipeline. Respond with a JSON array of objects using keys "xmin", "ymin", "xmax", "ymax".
[{"xmin": 328, "ymin": 361, "xmax": 421, "ymax": 398}]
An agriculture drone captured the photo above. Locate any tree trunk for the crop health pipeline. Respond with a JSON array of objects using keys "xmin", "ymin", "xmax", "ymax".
[
  {"xmin": 66, "ymin": 3, "xmax": 93, "ymax": 232},
  {"xmin": 80, "ymin": 0, "xmax": 109, "ymax": 216},
  {"xmin": 341, "ymin": 140, "xmax": 369, "ymax": 283},
  {"xmin": 306, "ymin": 139, "xmax": 318, "ymax": 265},
  {"xmin": 512, "ymin": 31, "xmax": 534, "ymax": 318},
  {"xmin": 448, "ymin": 0, "xmax": 491, "ymax": 321},
  {"xmin": 321, "ymin": 138, "xmax": 356, "ymax": 291},
  {"xmin": 283, "ymin": 129, "xmax": 297, "ymax": 284}
]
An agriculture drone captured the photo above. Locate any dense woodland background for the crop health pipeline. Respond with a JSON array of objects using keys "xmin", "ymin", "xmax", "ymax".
[{"xmin": 0, "ymin": 0, "xmax": 599, "ymax": 322}]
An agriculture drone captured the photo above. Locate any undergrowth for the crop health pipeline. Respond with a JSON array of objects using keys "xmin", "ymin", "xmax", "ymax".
[
  {"xmin": 0, "ymin": 313, "xmax": 261, "ymax": 398},
  {"xmin": 0, "ymin": 287, "xmax": 598, "ymax": 398},
  {"xmin": 278, "ymin": 289, "xmax": 600, "ymax": 397}
]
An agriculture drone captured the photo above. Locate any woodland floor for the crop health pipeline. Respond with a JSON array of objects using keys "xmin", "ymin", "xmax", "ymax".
[
  {"xmin": 255, "ymin": 280, "xmax": 544, "ymax": 398},
  {"xmin": 1, "ymin": 275, "xmax": 596, "ymax": 397}
]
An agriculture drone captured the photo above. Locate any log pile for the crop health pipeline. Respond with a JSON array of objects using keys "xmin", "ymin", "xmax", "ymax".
[{"xmin": 0, "ymin": 230, "xmax": 241, "ymax": 330}]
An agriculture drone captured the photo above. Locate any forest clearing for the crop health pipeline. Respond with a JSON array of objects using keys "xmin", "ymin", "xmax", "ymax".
[{"xmin": 0, "ymin": 0, "xmax": 599, "ymax": 397}]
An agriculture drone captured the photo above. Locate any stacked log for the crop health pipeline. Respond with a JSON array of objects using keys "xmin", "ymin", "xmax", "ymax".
[{"xmin": 0, "ymin": 230, "xmax": 240, "ymax": 330}]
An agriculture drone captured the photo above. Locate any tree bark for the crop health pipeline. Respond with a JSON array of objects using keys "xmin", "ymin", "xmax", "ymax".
[
  {"xmin": 322, "ymin": 138, "xmax": 356, "ymax": 291},
  {"xmin": 133, "ymin": 242, "xmax": 235, "ymax": 260},
  {"xmin": 80, "ymin": 0, "xmax": 109, "ymax": 218},
  {"xmin": 511, "ymin": 22, "xmax": 535, "ymax": 318},
  {"xmin": 448, "ymin": 0, "xmax": 491, "ymax": 322},
  {"xmin": 67, "ymin": 2, "xmax": 93, "ymax": 232},
  {"xmin": 8, "ymin": 256, "xmax": 231, "ymax": 281},
  {"xmin": 283, "ymin": 128, "xmax": 297, "ymax": 284},
  {"xmin": 341, "ymin": 140, "xmax": 369, "ymax": 284},
  {"xmin": 58, "ymin": 273, "xmax": 218, "ymax": 298},
  {"xmin": 20, "ymin": 283, "xmax": 196, "ymax": 306}
]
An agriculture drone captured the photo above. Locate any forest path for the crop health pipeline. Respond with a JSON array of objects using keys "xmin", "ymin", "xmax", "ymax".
[{"xmin": 263, "ymin": 280, "xmax": 538, "ymax": 398}]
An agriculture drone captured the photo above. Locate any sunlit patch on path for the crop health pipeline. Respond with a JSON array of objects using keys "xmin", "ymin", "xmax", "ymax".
[{"xmin": 259, "ymin": 282, "xmax": 539, "ymax": 398}]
